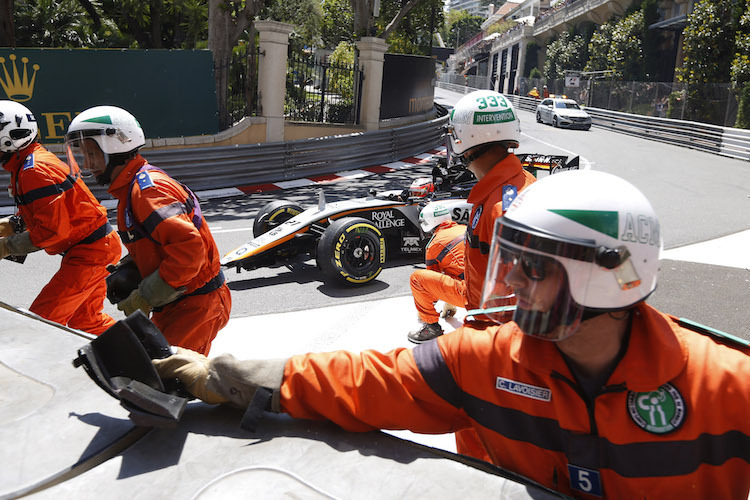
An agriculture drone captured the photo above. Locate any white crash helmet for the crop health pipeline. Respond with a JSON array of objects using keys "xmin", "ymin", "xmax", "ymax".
[
  {"xmin": 409, "ymin": 177, "xmax": 434, "ymax": 198},
  {"xmin": 419, "ymin": 202, "xmax": 452, "ymax": 232},
  {"xmin": 65, "ymin": 106, "xmax": 145, "ymax": 184},
  {"xmin": 480, "ymin": 170, "xmax": 661, "ymax": 340},
  {"xmin": 0, "ymin": 100, "xmax": 38, "ymax": 153},
  {"xmin": 66, "ymin": 105, "xmax": 145, "ymax": 156},
  {"xmin": 448, "ymin": 90, "xmax": 521, "ymax": 161}
]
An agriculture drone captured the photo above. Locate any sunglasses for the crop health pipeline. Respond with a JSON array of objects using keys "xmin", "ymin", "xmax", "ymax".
[{"xmin": 500, "ymin": 247, "xmax": 551, "ymax": 281}]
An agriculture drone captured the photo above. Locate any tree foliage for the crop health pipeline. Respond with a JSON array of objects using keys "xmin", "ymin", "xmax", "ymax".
[
  {"xmin": 678, "ymin": 0, "xmax": 737, "ymax": 84},
  {"xmin": 440, "ymin": 10, "xmax": 484, "ymax": 48},
  {"xmin": 608, "ymin": 10, "xmax": 644, "ymax": 79},
  {"xmin": 13, "ymin": 0, "xmax": 126, "ymax": 47},
  {"xmin": 585, "ymin": 22, "xmax": 613, "ymax": 72},
  {"xmin": 543, "ymin": 31, "xmax": 586, "ymax": 80},
  {"xmin": 11, "ymin": 0, "xmax": 209, "ymax": 49},
  {"xmin": 485, "ymin": 19, "xmax": 515, "ymax": 36},
  {"xmin": 732, "ymin": 0, "xmax": 750, "ymax": 88},
  {"xmin": 321, "ymin": 0, "xmax": 354, "ymax": 48},
  {"xmin": 328, "ymin": 41, "xmax": 355, "ymax": 99},
  {"xmin": 262, "ymin": 0, "xmax": 323, "ymax": 48},
  {"xmin": 350, "ymin": 0, "xmax": 432, "ymax": 42},
  {"xmin": 377, "ymin": 0, "xmax": 443, "ymax": 54},
  {"xmin": 523, "ymin": 40, "xmax": 539, "ymax": 77}
]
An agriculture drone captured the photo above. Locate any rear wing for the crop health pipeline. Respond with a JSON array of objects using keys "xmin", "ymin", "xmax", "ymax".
[{"xmin": 517, "ymin": 153, "xmax": 580, "ymax": 178}]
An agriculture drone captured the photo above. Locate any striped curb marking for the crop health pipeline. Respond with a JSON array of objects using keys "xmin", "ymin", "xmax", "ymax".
[{"xmin": 235, "ymin": 148, "xmax": 447, "ymax": 195}]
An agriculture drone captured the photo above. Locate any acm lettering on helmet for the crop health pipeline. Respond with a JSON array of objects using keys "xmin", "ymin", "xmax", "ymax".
[{"xmin": 620, "ymin": 213, "xmax": 660, "ymax": 247}]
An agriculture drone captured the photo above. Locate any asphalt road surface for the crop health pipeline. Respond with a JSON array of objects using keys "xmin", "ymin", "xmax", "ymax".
[{"xmin": 4, "ymin": 87, "xmax": 749, "ymax": 339}]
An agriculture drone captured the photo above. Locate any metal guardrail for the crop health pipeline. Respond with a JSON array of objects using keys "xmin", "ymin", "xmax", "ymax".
[
  {"xmin": 0, "ymin": 109, "xmax": 449, "ymax": 207},
  {"xmin": 509, "ymin": 93, "xmax": 750, "ymax": 160},
  {"xmin": 437, "ymin": 83, "xmax": 750, "ymax": 161}
]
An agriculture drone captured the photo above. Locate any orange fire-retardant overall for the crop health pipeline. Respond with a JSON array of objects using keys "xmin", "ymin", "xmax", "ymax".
[
  {"xmin": 280, "ymin": 303, "xmax": 750, "ymax": 499},
  {"xmin": 410, "ymin": 221, "xmax": 467, "ymax": 324},
  {"xmin": 460, "ymin": 152, "xmax": 536, "ymax": 458},
  {"xmin": 109, "ymin": 155, "xmax": 231, "ymax": 355},
  {"xmin": 3, "ymin": 143, "xmax": 121, "ymax": 334}
]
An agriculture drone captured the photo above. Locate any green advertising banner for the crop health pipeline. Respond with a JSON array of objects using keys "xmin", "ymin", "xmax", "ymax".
[{"xmin": 0, "ymin": 48, "xmax": 218, "ymax": 142}]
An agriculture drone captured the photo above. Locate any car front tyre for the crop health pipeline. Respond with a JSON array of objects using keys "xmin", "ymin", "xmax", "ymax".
[
  {"xmin": 253, "ymin": 200, "xmax": 304, "ymax": 237},
  {"xmin": 317, "ymin": 217, "xmax": 384, "ymax": 286}
]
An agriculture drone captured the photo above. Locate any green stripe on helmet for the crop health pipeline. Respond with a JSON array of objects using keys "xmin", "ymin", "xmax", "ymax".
[
  {"xmin": 82, "ymin": 116, "xmax": 113, "ymax": 125},
  {"xmin": 549, "ymin": 209, "xmax": 619, "ymax": 239}
]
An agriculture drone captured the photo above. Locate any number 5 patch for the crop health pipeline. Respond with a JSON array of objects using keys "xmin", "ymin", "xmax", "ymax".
[{"xmin": 568, "ymin": 464, "xmax": 602, "ymax": 497}]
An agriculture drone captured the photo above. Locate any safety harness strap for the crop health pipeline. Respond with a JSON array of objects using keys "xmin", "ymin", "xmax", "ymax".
[
  {"xmin": 77, "ymin": 221, "xmax": 114, "ymax": 246},
  {"xmin": 15, "ymin": 175, "xmax": 77, "ymax": 206},
  {"xmin": 120, "ymin": 164, "xmax": 202, "ymax": 245},
  {"xmin": 241, "ymin": 386, "xmax": 274, "ymax": 432},
  {"xmin": 425, "ymin": 235, "xmax": 465, "ymax": 268},
  {"xmin": 151, "ymin": 270, "xmax": 225, "ymax": 313},
  {"xmin": 466, "ymin": 224, "xmax": 490, "ymax": 254}
]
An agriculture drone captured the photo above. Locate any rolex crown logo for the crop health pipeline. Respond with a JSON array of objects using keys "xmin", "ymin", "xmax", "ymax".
[{"xmin": 0, "ymin": 54, "xmax": 40, "ymax": 103}]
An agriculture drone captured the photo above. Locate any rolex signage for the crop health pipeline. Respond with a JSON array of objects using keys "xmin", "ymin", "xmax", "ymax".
[{"xmin": 0, "ymin": 48, "xmax": 219, "ymax": 143}]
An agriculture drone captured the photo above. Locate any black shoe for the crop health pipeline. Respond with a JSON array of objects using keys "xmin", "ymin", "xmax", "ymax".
[{"xmin": 408, "ymin": 322, "xmax": 443, "ymax": 344}]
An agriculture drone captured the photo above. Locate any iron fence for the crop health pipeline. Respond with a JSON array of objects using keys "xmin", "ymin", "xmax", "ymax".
[
  {"xmin": 437, "ymin": 73, "xmax": 741, "ymax": 128},
  {"xmin": 518, "ymin": 77, "xmax": 739, "ymax": 127},
  {"xmin": 286, "ymin": 51, "xmax": 363, "ymax": 124},
  {"xmin": 228, "ymin": 43, "xmax": 261, "ymax": 124}
]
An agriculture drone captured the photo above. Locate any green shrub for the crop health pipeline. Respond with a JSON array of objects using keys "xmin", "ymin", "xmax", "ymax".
[
  {"xmin": 666, "ymin": 91, "xmax": 684, "ymax": 119},
  {"xmin": 735, "ymin": 82, "xmax": 750, "ymax": 128}
]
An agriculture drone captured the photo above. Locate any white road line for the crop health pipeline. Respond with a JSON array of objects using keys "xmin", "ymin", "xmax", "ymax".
[
  {"xmin": 211, "ymin": 227, "xmax": 253, "ymax": 234},
  {"xmin": 662, "ymin": 230, "xmax": 750, "ymax": 269}
]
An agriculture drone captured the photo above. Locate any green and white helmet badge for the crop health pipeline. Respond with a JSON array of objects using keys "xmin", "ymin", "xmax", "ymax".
[{"xmin": 627, "ymin": 383, "xmax": 686, "ymax": 434}]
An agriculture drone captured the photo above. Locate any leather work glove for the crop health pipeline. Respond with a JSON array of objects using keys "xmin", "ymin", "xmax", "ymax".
[
  {"xmin": 116, "ymin": 268, "xmax": 186, "ymax": 316},
  {"xmin": 117, "ymin": 288, "xmax": 152, "ymax": 316},
  {"xmin": 0, "ymin": 231, "xmax": 41, "ymax": 260},
  {"xmin": 152, "ymin": 347, "xmax": 287, "ymax": 410},
  {"xmin": 441, "ymin": 303, "xmax": 458, "ymax": 319},
  {"xmin": 106, "ymin": 253, "xmax": 134, "ymax": 274},
  {"xmin": 0, "ymin": 218, "xmax": 13, "ymax": 238}
]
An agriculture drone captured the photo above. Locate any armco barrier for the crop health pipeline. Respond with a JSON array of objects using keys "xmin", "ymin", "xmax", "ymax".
[
  {"xmin": 438, "ymin": 82, "xmax": 750, "ymax": 161},
  {"xmin": 0, "ymin": 108, "xmax": 449, "ymax": 207}
]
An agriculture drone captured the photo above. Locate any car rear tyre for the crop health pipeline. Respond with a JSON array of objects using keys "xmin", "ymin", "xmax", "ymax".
[
  {"xmin": 253, "ymin": 200, "xmax": 303, "ymax": 237},
  {"xmin": 583, "ymin": 125, "xmax": 591, "ymax": 130},
  {"xmin": 536, "ymin": 112, "xmax": 542, "ymax": 123},
  {"xmin": 317, "ymin": 217, "xmax": 384, "ymax": 285}
]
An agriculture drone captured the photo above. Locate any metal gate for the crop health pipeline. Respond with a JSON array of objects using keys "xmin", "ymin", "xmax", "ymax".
[{"xmin": 286, "ymin": 51, "xmax": 363, "ymax": 124}]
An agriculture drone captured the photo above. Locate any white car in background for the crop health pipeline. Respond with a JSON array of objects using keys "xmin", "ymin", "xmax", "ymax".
[{"xmin": 536, "ymin": 97, "xmax": 592, "ymax": 130}]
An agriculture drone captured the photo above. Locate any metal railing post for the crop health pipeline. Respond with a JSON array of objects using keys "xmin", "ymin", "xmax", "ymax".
[{"xmin": 320, "ymin": 62, "xmax": 327, "ymax": 123}]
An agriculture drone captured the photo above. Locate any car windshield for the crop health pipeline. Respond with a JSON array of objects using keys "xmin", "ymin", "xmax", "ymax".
[{"xmin": 555, "ymin": 102, "xmax": 580, "ymax": 109}]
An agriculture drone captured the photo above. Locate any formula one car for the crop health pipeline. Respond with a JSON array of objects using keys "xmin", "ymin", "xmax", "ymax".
[{"xmin": 220, "ymin": 153, "xmax": 579, "ymax": 286}]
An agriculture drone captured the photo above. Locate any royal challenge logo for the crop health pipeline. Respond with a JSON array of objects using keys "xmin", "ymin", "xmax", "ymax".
[{"xmin": 0, "ymin": 54, "xmax": 40, "ymax": 102}]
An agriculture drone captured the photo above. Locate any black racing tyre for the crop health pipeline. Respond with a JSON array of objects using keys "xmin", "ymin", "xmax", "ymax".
[
  {"xmin": 583, "ymin": 125, "xmax": 591, "ymax": 131},
  {"xmin": 536, "ymin": 111, "xmax": 542, "ymax": 123},
  {"xmin": 552, "ymin": 116, "xmax": 559, "ymax": 128},
  {"xmin": 252, "ymin": 200, "xmax": 303, "ymax": 237},
  {"xmin": 316, "ymin": 217, "xmax": 385, "ymax": 285}
]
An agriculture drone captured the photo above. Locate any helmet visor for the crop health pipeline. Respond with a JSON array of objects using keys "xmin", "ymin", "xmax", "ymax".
[
  {"xmin": 65, "ymin": 130, "xmax": 107, "ymax": 178},
  {"xmin": 480, "ymin": 218, "xmax": 596, "ymax": 341}
]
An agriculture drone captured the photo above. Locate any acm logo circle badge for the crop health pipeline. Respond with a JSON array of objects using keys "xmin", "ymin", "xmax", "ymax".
[{"xmin": 627, "ymin": 383, "xmax": 686, "ymax": 434}]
